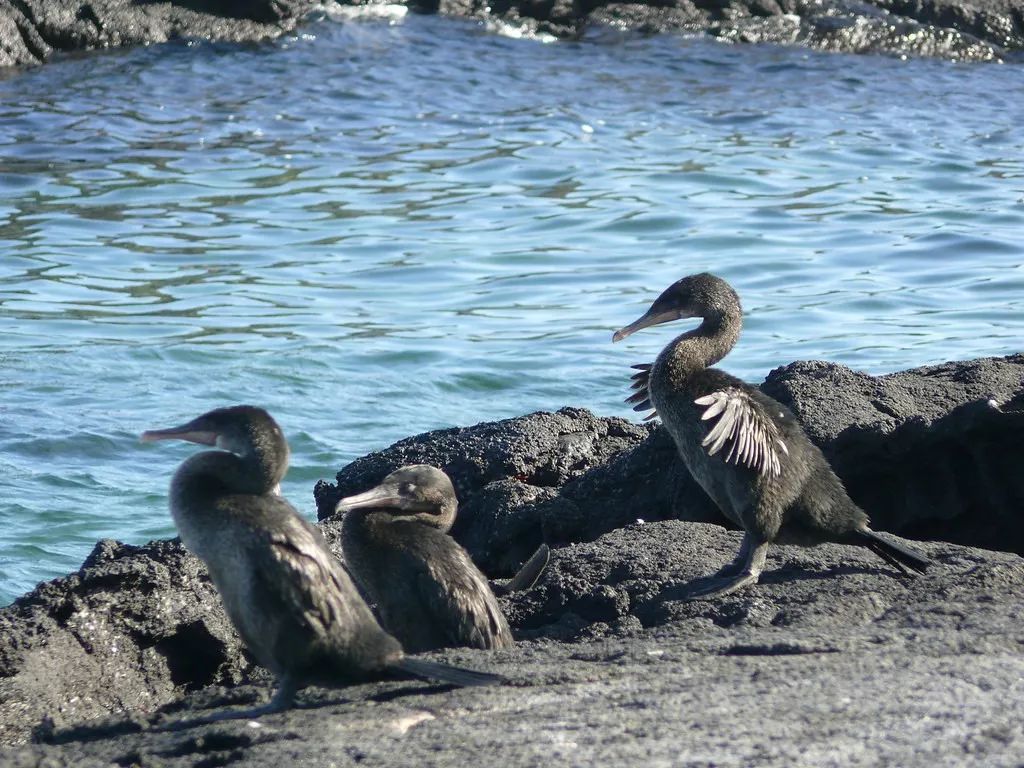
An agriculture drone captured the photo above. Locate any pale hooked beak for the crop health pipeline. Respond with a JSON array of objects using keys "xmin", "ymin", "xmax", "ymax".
[
  {"xmin": 612, "ymin": 308, "xmax": 689, "ymax": 342},
  {"xmin": 140, "ymin": 418, "xmax": 218, "ymax": 446},
  {"xmin": 334, "ymin": 484, "xmax": 402, "ymax": 514}
]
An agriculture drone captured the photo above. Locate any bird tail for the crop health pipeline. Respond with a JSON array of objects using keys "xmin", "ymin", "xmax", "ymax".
[
  {"xmin": 395, "ymin": 657, "xmax": 504, "ymax": 687},
  {"xmin": 505, "ymin": 543, "xmax": 551, "ymax": 593},
  {"xmin": 856, "ymin": 529, "xmax": 930, "ymax": 575}
]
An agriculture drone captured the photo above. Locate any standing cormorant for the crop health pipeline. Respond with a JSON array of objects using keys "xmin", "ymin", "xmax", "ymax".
[
  {"xmin": 612, "ymin": 273, "xmax": 930, "ymax": 599},
  {"xmin": 336, "ymin": 465, "xmax": 514, "ymax": 652},
  {"xmin": 142, "ymin": 406, "xmax": 500, "ymax": 722}
]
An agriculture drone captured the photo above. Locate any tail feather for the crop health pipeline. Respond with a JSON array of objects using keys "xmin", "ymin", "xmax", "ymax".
[
  {"xmin": 505, "ymin": 543, "xmax": 551, "ymax": 593},
  {"xmin": 865, "ymin": 539, "xmax": 912, "ymax": 573},
  {"xmin": 395, "ymin": 657, "xmax": 504, "ymax": 687},
  {"xmin": 857, "ymin": 529, "xmax": 930, "ymax": 575}
]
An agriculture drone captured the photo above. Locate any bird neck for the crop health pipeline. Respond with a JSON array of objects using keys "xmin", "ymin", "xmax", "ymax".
[
  {"xmin": 665, "ymin": 307, "xmax": 742, "ymax": 371},
  {"xmin": 340, "ymin": 509, "xmax": 411, "ymax": 561},
  {"xmin": 171, "ymin": 445, "xmax": 285, "ymax": 503},
  {"xmin": 342, "ymin": 506, "xmax": 442, "ymax": 535}
]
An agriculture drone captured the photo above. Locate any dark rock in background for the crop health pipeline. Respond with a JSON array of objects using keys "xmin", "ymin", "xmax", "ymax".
[
  {"xmin": 318, "ymin": 354, "xmax": 1024, "ymax": 573},
  {"xmin": 497, "ymin": 0, "xmax": 1022, "ymax": 59},
  {"xmin": 315, "ymin": 409, "xmax": 716, "ymax": 577},
  {"xmin": 0, "ymin": 0, "xmax": 1021, "ymax": 69},
  {"xmin": 416, "ymin": 0, "xmax": 1024, "ymax": 57},
  {"xmin": 1, "ymin": 354, "xmax": 1023, "ymax": 759},
  {"xmin": 762, "ymin": 354, "xmax": 1024, "ymax": 552},
  {"xmin": 0, "ymin": 0, "xmax": 318, "ymax": 69},
  {"xmin": 312, "ymin": 407, "xmax": 718, "ymax": 576}
]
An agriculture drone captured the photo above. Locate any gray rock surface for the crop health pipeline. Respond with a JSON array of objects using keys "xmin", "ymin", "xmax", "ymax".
[
  {"xmin": 1, "ymin": 354, "xmax": 1022, "ymax": 762},
  {"xmin": 4, "ymin": 523, "xmax": 1024, "ymax": 766}
]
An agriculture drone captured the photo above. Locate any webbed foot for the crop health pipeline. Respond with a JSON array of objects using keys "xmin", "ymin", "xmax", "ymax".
[
  {"xmin": 711, "ymin": 558, "xmax": 748, "ymax": 579},
  {"xmin": 154, "ymin": 680, "xmax": 296, "ymax": 731},
  {"xmin": 683, "ymin": 534, "xmax": 768, "ymax": 601},
  {"xmin": 682, "ymin": 572, "xmax": 760, "ymax": 601}
]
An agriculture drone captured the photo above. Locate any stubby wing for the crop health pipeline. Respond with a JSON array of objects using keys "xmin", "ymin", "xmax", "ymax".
[
  {"xmin": 413, "ymin": 544, "xmax": 514, "ymax": 651},
  {"xmin": 625, "ymin": 363, "xmax": 659, "ymax": 422},
  {"xmin": 694, "ymin": 389, "xmax": 789, "ymax": 477},
  {"xmin": 240, "ymin": 504, "xmax": 380, "ymax": 655}
]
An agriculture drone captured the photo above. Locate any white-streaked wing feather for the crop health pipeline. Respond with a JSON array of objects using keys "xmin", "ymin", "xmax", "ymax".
[
  {"xmin": 625, "ymin": 363, "xmax": 658, "ymax": 421},
  {"xmin": 695, "ymin": 390, "xmax": 789, "ymax": 477}
]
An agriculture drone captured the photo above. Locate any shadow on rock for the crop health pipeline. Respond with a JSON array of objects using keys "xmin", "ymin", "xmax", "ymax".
[{"xmin": 502, "ymin": 519, "xmax": 1022, "ymax": 643}]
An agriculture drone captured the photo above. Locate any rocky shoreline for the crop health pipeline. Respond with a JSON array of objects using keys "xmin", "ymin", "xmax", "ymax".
[
  {"xmin": 0, "ymin": 0, "xmax": 1021, "ymax": 70},
  {"xmin": 1, "ymin": 353, "xmax": 1022, "ymax": 765}
]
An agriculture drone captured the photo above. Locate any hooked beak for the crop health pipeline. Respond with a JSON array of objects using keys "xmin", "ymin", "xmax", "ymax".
[
  {"xmin": 612, "ymin": 308, "xmax": 690, "ymax": 343},
  {"xmin": 335, "ymin": 482, "xmax": 440, "ymax": 516},
  {"xmin": 334, "ymin": 484, "xmax": 403, "ymax": 514},
  {"xmin": 140, "ymin": 418, "xmax": 218, "ymax": 446}
]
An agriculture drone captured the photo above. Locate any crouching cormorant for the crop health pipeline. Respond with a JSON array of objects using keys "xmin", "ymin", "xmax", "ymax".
[
  {"xmin": 336, "ymin": 465, "xmax": 514, "ymax": 652},
  {"xmin": 612, "ymin": 273, "xmax": 930, "ymax": 600},
  {"xmin": 142, "ymin": 406, "xmax": 500, "ymax": 723},
  {"xmin": 383, "ymin": 469, "xmax": 550, "ymax": 597}
]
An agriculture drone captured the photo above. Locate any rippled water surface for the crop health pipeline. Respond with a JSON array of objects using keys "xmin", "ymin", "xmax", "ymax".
[{"xmin": 1, "ymin": 15, "xmax": 1022, "ymax": 603}]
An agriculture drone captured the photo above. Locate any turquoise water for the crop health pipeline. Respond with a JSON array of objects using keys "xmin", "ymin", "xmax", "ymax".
[{"xmin": 1, "ymin": 14, "xmax": 1022, "ymax": 604}]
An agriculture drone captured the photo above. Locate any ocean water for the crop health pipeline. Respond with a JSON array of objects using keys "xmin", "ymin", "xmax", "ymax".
[{"xmin": 0, "ymin": 13, "xmax": 1022, "ymax": 604}]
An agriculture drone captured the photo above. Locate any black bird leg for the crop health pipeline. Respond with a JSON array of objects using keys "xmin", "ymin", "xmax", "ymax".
[
  {"xmin": 684, "ymin": 534, "xmax": 768, "ymax": 600},
  {"xmin": 156, "ymin": 678, "xmax": 298, "ymax": 731}
]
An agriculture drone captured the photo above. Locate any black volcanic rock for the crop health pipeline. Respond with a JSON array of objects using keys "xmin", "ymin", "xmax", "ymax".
[
  {"xmin": 761, "ymin": 354, "xmax": 1024, "ymax": 551},
  {"xmin": 0, "ymin": 0, "xmax": 318, "ymax": 68},
  {"xmin": 1, "ymin": 354, "xmax": 1023, "ymax": 761},
  {"xmin": 3, "ymin": 522, "xmax": 1024, "ymax": 766},
  {"xmin": 586, "ymin": 0, "xmax": 1022, "ymax": 59},
  {"xmin": 313, "ymin": 407, "xmax": 700, "ymax": 576},
  {"xmin": 409, "ymin": 0, "xmax": 1024, "ymax": 57},
  {"xmin": 0, "ymin": 0, "xmax": 1021, "ymax": 68},
  {"xmin": 0, "ymin": 539, "xmax": 253, "ymax": 746},
  {"xmin": 319, "ymin": 355, "xmax": 1024, "ymax": 574}
]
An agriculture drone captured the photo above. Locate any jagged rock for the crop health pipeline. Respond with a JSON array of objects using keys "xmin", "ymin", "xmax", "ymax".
[
  {"xmin": 3, "ymin": 522, "xmax": 1024, "ymax": 765},
  {"xmin": 0, "ymin": 0, "xmax": 318, "ymax": 68},
  {"xmin": 0, "ymin": 0, "xmax": 1020, "ymax": 69},
  {"xmin": 1, "ymin": 354, "xmax": 1023, "ymax": 759},
  {"xmin": 0, "ymin": 539, "xmax": 253, "ymax": 746}
]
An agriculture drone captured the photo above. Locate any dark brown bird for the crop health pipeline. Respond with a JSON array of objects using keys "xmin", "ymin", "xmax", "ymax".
[
  {"xmin": 337, "ymin": 465, "xmax": 514, "ymax": 652},
  {"xmin": 142, "ymin": 406, "xmax": 500, "ymax": 723},
  {"xmin": 389, "ymin": 469, "xmax": 550, "ymax": 596},
  {"xmin": 613, "ymin": 273, "xmax": 930, "ymax": 599}
]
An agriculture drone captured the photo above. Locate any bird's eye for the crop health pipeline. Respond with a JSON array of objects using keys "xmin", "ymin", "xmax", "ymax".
[{"xmin": 401, "ymin": 482, "xmax": 416, "ymax": 495}]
